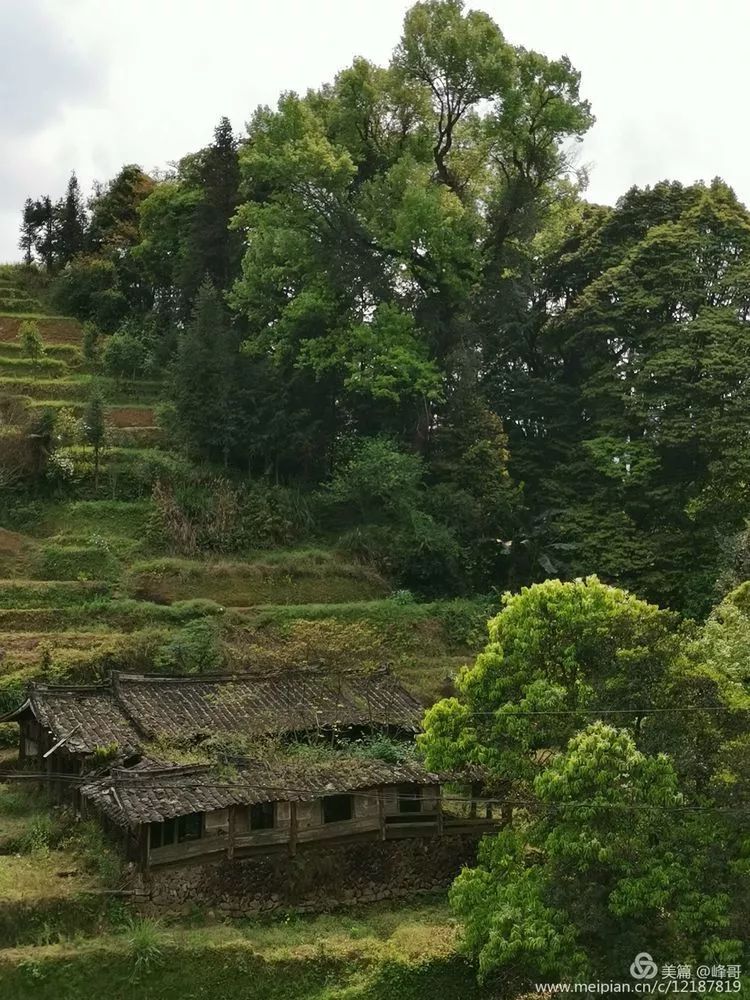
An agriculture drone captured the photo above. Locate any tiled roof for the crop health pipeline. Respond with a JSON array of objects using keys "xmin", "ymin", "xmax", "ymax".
[
  {"xmin": 1, "ymin": 667, "xmax": 424, "ymax": 754},
  {"xmin": 1, "ymin": 687, "xmax": 141, "ymax": 755},
  {"xmin": 81, "ymin": 757, "xmax": 443, "ymax": 826},
  {"xmin": 112, "ymin": 668, "xmax": 422, "ymax": 739}
]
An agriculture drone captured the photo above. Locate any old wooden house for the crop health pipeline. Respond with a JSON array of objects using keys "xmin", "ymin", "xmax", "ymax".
[{"xmin": 2, "ymin": 668, "xmax": 496, "ymax": 911}]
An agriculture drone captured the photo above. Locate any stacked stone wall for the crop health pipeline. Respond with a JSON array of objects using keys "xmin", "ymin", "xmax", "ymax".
[{"xmin": 143, "ymin": 834, "xmax": 480, "ymax": 916}]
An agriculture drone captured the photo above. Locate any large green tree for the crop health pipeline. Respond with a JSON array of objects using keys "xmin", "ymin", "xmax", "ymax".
[
  {"xmin": 449, "ymin": 723, "xmax": 742, "ymax": 988},
  {"xmin": 421, "ymin": 578, "xmax": 748, "ymax": 986},
  {"xmin": 419, "ymin": 577, "xmax": 686, "ymax": 786},
  {"xmin": 135, "ymin": 117, "xmax": 242, "ymax": 319},
  {"xmin": 230, "ymin": 0, "xmax": 592, "ymax": 458},
  {"xmin": 493, "ymin": 180, "xmax": 750, "ymax": 614}
]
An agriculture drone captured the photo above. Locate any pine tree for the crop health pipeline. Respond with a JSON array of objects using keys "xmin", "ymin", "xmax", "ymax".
[
  {"xmin": 18, "ymin": 198, "xmax": 36, "ymax": 265},
  {"xmin": 32, "ymin": 195, "xmax": 55, "ymax": 271},
  {"xmin": 55, "ymin": 172, "xmax": 87, "ymax": 264},
  {"xmin": 181, "ymin": 117, "xmax": 242, "ymax": 297},
  {"xmin": 172, "ymin": 278, "xmax": 239, "ymax": 463}
]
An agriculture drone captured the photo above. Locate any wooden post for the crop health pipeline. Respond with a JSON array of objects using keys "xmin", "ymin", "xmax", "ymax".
[
  {"xmin": 227, "ymin": 805, "xmax": 236, "ymax": 860},
  {"xmin": 377, "ymin": 787, "xmax": 386, "ymax": 841},
  {"xmin": 436, "ymin": 786, "xmax": 444, "ymax": 837},
  {"xmin": 139, "ymin": 824, "xmax": 150, "ymax": 873},
  {"xmin": 289, "ymin": 801, "xmax": 298, "ymax": 857}
]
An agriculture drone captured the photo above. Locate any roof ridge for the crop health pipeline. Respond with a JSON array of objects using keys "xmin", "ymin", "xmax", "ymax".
[
  {"xmin": 111, "ymin": 665, "xmax": 394, "ymax": 685},
  {"xmin": 110, "ymin": 763, "xmax": 211, "ymax": 781},
  {"xmin": 30, "ymin": 683, "xmax": 110, "ymax": 694}
]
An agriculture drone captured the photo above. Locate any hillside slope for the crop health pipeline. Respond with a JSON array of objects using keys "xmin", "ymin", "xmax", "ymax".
[
  {"xmin": 0, "ymin": 264, "xmax": 495, "ymax": 996},
  {"xmin": 0, "ymin": 266, "xmax": 490, "ymax": 716}
]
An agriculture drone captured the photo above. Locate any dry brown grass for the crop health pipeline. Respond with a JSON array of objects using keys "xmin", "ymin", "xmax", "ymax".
[
  {"xmin": 0, "ymin": 316, "xmax": 82, "ymax": 345},
  {"xmin": 107, "ymin": 406, "xmax": 156, "ymax": 427}
]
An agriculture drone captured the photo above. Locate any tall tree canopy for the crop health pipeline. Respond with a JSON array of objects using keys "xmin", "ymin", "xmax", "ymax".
[
  {"xmin": 420, "ymin": 578, "xmax": 747, "ymax": 987},
  {"xmin": 16, "ymin": 0, "xmax": 750, "ymax": 610},
  {"xmin": 493, "ymin": 179, "xmax": 750, "ymax": 614}
]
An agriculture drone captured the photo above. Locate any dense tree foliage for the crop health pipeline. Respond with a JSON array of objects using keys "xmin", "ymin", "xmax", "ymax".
[
  {"xmin": 9, "ymin": 2, "xmax": 750, "ymax": 987},
  {"xmin": 421, "ymin": 578, "xmax": 748, "ymax": 986},
  {"xmin": 15, "ymin": 0, "xmax": 750, "ymax": 612}
]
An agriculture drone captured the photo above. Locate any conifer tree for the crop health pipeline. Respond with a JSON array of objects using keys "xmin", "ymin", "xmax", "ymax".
[
  {"xmin": 55, "ymin": 172, "xmax": 87, "ymax": 264},
  {"xmin": 172, "ymin": 278, "xmax": 239, "ymax": 463},
  {"xmin": 181, "ymin": 117, "xmax": 242, "ymax": 298},
  {"xmin": 18, "ymin": 198, "xmax": 36, "ymax": 265},
  {"xmin": 32, "ymin": 195, "xmax": 55, "ymax": 270}
]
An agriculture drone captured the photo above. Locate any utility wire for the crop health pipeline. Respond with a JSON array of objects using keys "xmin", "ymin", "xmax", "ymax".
[{"xmin": 467, "ymin": 706, "xmax": 749, "ymax": 716}]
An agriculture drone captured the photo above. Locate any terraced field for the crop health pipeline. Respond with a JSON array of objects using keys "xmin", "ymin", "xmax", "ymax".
[
  {"xmin": 0, "ymin": 268, "xmax": 489, "ymax": 714},
  {"xmin": 0, "ymin": 269, "xmax": 494, "ymax": 995}
]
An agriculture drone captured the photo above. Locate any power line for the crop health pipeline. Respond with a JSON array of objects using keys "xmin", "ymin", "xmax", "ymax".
[{"xmin": 467, "ymin": 706, "xmax": 749, "ymax": 716}]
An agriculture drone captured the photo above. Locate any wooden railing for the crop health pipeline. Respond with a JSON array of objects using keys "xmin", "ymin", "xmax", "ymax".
[{"xmin": 147, "ymin": 812, "xmax": 501, "ymax": 868}]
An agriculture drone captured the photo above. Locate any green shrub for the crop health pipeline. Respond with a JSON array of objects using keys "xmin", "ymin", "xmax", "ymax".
[
  {"xmin": 347, "ymin": 735, "xmax": 415, "ymax": 764},
  {"xmin": 102, "ymin": 331, "xmax": 153, "ymax": 380},
  {"xmin": 81, "ymin": 321, "xmax": 100, "ymax": 364},
  {"xmin": 65, "ymin": 820, "xmax": 122, "ymax": 884},
  {"xmin": 127, "ymin": 917, "xmax": 164, "ymax": 977},
  {"xmin": 435, "ymin": 598, "xmax": 494, "ymax": 647},
  {"xmin": 339, "ymin": 513, "xmax": 462, "ymax": 596},
  {"xmin": 322, "ymin": 436, "xmax": 424, "ymax": 523},
  {"xmin": 0, "ymin": 355, "xmax": 64, "ymax": 375},
  {"xmin": 0, "ymin": 722, "xmax": 18, "ymax": 748},
  {"xmin": 98, "ymin": 626, "xmax": 172, "ymax": 673},
  {"xmin": 51, "ymin": 256, "xmax": 127, "ymax": 332},
  {"xmin": 14, "ymin": 813, "xmax": 70, "ymax": 856},
  {"xmin": 391, "ymin": 589, "xmax": 416, "ymax": 605},
  {"xmin": 0, "ymin": 581, "xmax": 113, "ymax": 609},
  {"xmin": 148, "ymin": 478, "xmax": 314, "ymax": 555},
  {"xmin": 0, "ymin": 679, "xmax": 25, "ymax": 719},
  {"xmin": 32, "ymin": 544, "xmax": 121, "ymax": 581},
  {"xmin": 323, "ymin": 438, "xmax": 463, "ymax": 596},
  {"xmin": 0, "ymin": 785, "xmax": 37, "ymax": 817},
  {"xmin": 242, "ymin": 481, "xmax": 315, "ymax": 549},
  {"xmin": 18, "ymin": 320, "xmax": 45, "ymax": 362},
  {"xmin": 154, "ymin": 618, "xmax": 225, "ymax": 674}
]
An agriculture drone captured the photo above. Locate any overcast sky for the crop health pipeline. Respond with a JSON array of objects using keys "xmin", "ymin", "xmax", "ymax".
[{"xmin": 1, "ymin": 0, "xmax": 747, "ymax": 260}]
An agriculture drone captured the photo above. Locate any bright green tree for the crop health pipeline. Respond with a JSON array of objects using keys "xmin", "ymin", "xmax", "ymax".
[
  {"xmin": 419, "ymin": 577, "xmax": 684, "ymax": 785},
  {"xmin": 230, "ymin": 0, "xmax": 592, "ymax": 470},
  {"xmin": 450, "ymin": 723, "xmax": 741, "ymax": 987},
  {"xmin": 18, "ymin": 320, "xmax": 45, "ymax": 364}
]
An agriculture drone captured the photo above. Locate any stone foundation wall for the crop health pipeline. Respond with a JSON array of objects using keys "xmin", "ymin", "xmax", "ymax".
[{"xmin": 141, "ymin": 835, "xmax": 480, "ymax": 916}]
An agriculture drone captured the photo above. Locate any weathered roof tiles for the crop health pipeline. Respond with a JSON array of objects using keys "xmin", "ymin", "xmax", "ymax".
[
  {"xmin": 1, "ymin": 667, "xmax": 424, "ymax": 755},
  {"xmin": 81, "ymin": 757, "xmax": 442, "ymax": 826}
]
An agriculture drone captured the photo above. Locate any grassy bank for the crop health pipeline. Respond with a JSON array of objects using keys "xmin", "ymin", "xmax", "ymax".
[{"xmin": 0, "ymin": 904, "xmax": 489, "ymax": 1000}]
